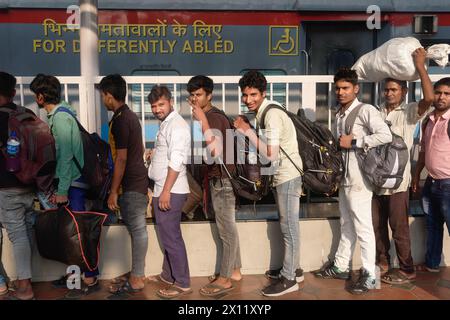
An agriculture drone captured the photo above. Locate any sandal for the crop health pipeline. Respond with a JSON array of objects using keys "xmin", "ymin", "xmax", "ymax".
[
  {"xmin": 199, "ymin": 283, "xmax": 234, "ymax": 297},
  {"xmin": 110, "ymin": 274, "xmax": 129, "ymax": 285},
  {"xmin": 147, "ymin": 274, "xmax": 174, "ymax": 285},
  {"xmin": 156, "ymin": 285, "xmax": 193, "ymax": 300},
  {"xmin": 208, "ymin": 274, "xmax": 242, "ymax": 283},
  {"xmin": 415, "ymin": 264, "xmax": 440, "ymax": 273},
  {"xmin": 381, "ymin": 270, "xmax": 411, "ymax": 285},
  {"xmin": 0, "ymin": 284, "xmax": 8, "ymax": 296},
  {"xmin": 109, "ymin": 280, "xmax": 143, "ymax": 295}
]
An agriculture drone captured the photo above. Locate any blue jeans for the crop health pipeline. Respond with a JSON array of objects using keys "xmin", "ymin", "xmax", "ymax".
[
  {"xmin": 209, "ymin": 178, "xmax": 242, "ymax": 278},
  {"xmin": 273, "ymin": 176, "xmax": 302, "ymax": 281},
  {"xmin": 68, "ymin": 177, "xmax": 99, "ymax": 278},
  {"xmin": 118, "ymin": 191, "xmax": 149, "ymax": 277},
  {"xmin": 0, "ymin": 188, "xmax": 35, "ymax": 280},
  {"xmin": 422, "ymin": 177, "xmax": 450, "ymax": 269}
]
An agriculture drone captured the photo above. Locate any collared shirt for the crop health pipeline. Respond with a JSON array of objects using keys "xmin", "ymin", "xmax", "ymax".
[
  {"xmin": 148, "ymin": 110, "xmax": 191, "ymax": 197},
  {"xmin": 421, "ymin": 108, "xmax": 450, "ymax": 179},
  {"xmin": 335, "ymin": 98, "xmax": 392, "ymax": 189},
  {"xmin": 377, "ymin": 101, "xmax": 429, "ymax": 195},
  {"xmin": 255, "ymin": 98, "xmax": 302, "ymax": 186},
  {"xmin": 47, "ymin": 102, "xmax": 84, "ymax": 196}
]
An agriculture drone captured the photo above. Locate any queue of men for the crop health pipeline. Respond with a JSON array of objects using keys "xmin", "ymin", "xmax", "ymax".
[{"xmin": 0, "ymin": 46, "xmax": 449, "ymax": 299}]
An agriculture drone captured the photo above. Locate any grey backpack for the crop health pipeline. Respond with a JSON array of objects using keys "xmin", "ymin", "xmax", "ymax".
[{"xmin": 345, "ymin": 104, "xmax": 409, "ymax": 189}]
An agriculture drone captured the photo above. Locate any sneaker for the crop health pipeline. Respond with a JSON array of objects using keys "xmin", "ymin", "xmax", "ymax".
[
  {"xmin": 261, "ymin": 275, "xmax": 299, "ymax": 297},
  {"xmin": 313, "ymin": 262, "xmax": 350, "ymax": 280},
  {"xmin": 52, "ymin": 275, "xmax": 69, "ymax": 289},
  {"xmin": 64, "ymin": 278, "xmax": 101, "ymax": 300},
  {"xmin": 265, "ymin": 268, "xmax": 304, "ymax": 283},
  {"xmin": 348, "ymin": 268, "xmax": 376, "ymax": 295}
]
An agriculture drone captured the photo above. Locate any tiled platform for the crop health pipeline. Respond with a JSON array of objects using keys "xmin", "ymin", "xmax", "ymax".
[{"xmin": 3, "ymin": 268, "xmax": 450, "ymax": 300}]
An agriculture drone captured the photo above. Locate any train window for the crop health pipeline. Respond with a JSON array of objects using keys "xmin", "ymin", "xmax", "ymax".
[
  {"xmin": 238, "ymin": 69, "xmax": 287, "ymax": 113},
  {"xmin": 327, "ymin": 50, "xmax": 355, "ymax": 75}
]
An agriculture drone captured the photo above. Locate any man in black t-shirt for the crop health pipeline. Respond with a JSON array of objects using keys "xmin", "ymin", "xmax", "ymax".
[{"xmin": 97, "ymin": 74, "xmax": 149, "ymax": 297}]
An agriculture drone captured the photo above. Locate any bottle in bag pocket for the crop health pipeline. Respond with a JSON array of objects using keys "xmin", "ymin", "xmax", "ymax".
[{"xmin": 6, "ymin": 130, "xmax": 21, "ymax": 172}]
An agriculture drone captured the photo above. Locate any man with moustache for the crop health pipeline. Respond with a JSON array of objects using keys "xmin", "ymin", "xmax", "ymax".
[
  {"xmin": 373, "ymin": 48, "xmax": 433, "ymax": 284},
  {"xmin": 314, "ymin": 68, "xmax": 392, "ymax": 295},
  {"xmin": 147, "ymin": 85, "xmax": 193, "ymax": 299},
  {"xmin": 412, "ymin": 77, "xmax": 450, "ymax": 273}
]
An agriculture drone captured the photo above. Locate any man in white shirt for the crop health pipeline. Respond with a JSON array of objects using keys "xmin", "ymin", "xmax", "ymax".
[
  {"xmin": 147, "ymin": 85, "xmax": 193, "ymax": 299},
  {"xmin": 314, "ymin": 68, "xmax": 392, "ymax": 295},
  {"xmin": 373, "ymin": 48, "xmax": 433, "ymax": 284}
]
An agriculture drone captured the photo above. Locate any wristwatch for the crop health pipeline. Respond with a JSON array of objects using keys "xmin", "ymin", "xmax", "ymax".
[{"xmin": 351, "ymin": 139, "xmax": 357, "ymax": 149}]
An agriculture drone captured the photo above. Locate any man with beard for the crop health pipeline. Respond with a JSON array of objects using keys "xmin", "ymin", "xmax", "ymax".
[
  {"xmin": 413, "ymin": 77, "xmax": 450, "ymax": 273},
  {"xmin": 147, "ymin": 85, "xmax": 192, "ymax": 299}
]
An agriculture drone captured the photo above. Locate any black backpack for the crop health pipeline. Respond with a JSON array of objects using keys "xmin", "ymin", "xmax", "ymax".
[
  {"xmin": 260, "ymin": 104, "xmax": 343, "ymax": 196},
  {"xmin": 54, "ymin": 107, "xmax": 113, "ymax": 200},
  {"xmin": 209, "ymin": 108, "xmax": 272, "ymax": 201}
]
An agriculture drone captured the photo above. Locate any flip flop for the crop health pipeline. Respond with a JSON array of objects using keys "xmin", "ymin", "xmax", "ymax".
[
  {"xmin": 109, "ymin": 280, "xmax": 143, "ymax": 294},
  {"xmin": 6, "ymin": 291, "xmax": 35, "ymax": 300},
  {"xmin": 199, "ymin": 283, "xmax": 234, "ymax": 297},
  {"xmin": 381, "ymin": 270, "xmax": 410, "ymax": 285},
  {"xmin": 110, "ymin": 275, "xmax": 128, "ymax": 285},
  {"xmin": 147, "ymin": 274, "xmax": 174, "ymax": 285},
  {"xmin": 208, "ymin": 274, "xmax": 242, "ymax": 283},
  {"xmin": 0, "ymin": 285, "xmax": 8, "ymax": 296},
  {"xmin": 156, "ymin": 285, "xmax": 193, "ymax": 300}
]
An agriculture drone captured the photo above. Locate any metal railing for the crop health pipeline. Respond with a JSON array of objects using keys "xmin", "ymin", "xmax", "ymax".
[{"xmin": 15, "ymin": 74, "xmax": 449, "ymax": 146}]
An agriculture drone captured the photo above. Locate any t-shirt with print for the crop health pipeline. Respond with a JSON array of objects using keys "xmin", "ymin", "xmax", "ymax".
[{"xmin": 109, "ymin": 104, "xmax": 148, "ymax": 195}]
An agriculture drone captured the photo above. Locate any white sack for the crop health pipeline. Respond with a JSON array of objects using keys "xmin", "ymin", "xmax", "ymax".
[{"xmin": 352, "ymin": 37, "xmax": 422, "ymax": 82}]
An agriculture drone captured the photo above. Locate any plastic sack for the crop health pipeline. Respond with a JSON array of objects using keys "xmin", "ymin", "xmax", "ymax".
[
  {"xmin": 352, "ymin": 37, "xmax": 423, "ymax": 81},
  {"xmin": 35, "ymin": 206, "xmax": 107, "ymax": 272},
  {"xmin": 426, "ymin": 44, "xmax": 450, "ymax": 67}
]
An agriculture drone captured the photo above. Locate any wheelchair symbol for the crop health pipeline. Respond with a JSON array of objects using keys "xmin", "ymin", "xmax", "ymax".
[{"xmin": 269, "ymin": 26, "xmax": 298, "ymax": 56}]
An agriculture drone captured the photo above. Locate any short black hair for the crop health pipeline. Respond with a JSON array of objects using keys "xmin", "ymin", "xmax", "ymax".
[
  {"xmin": 334, "ymin": 68, "xmax": 359, "ymax": 86},
  {"xmin": 97, "ymin": 74, "xmax": 127, "ymax": 102},
  {"xmin": 434, "ymin": 77, "xmax": 450, "ymax": 90},
  {"xmin": 29, "ymin": 73, "xmax": 61, "ymax": 104},
  {"xmin": 238, "ymin": 70, "xmax": 267, "ymax": 93},
  {"xmin": 384, "ymin": 78, "xmax": 407, "ymax": 89},
  {"xmin": 187, "ymin": 75, "xmax": 214, "ymax": 94},
  {"xmin": 0, "ymin": 71, "xmax": 16, "ymax": 98},
  {"xmin": 148, "ymin": 85, "xmax": 172, "ymax": 104}
]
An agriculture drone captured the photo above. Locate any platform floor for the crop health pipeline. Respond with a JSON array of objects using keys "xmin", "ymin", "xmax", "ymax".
[{"xmin": 2, "ymin": 267, "xmax": 449, "ymax": 301}]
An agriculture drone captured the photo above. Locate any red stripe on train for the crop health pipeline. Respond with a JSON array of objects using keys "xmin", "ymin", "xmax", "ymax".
[{"xmin": 1, "ymin": 9, "xmax": 450, "ymax": 26}]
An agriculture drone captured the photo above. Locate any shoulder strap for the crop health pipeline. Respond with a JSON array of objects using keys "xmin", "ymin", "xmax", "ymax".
[
  {"xmin": 258, "ymin": 104, "xmax": 286, "ymax": 130},
  {"xmin": 53, "ymin": 106, "xmax": 86, "ymax": 133},
  {"xmin": 257, "ymin": 104, "xmax": 304, "ymax": 175},
  {"xmin": 344, "ymin": 103, "xmax": 364, "ymax": 135}
]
